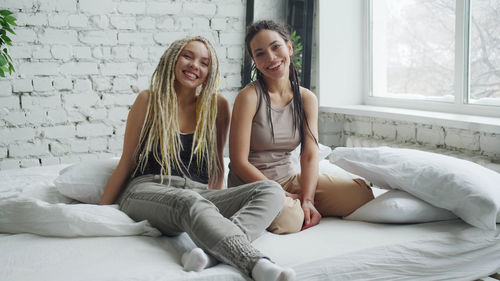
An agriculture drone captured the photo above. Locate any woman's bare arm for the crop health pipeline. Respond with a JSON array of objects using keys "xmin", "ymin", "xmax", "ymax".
[
  {"xmin": 229, "ymin": 86, "xmax": 269, "ymax": 183},
  {"xmin": 99, "ymin": 90, "xmax": 149, "ymax": 205},
  {"xmin": 298, "ymin": 88, "xmax": 321, "ymax": 228}
]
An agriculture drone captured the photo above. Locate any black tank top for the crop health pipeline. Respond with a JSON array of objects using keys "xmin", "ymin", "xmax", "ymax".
[{"xmin": 135, "ymin": 133, "xmax": 209, "ymax": 184}]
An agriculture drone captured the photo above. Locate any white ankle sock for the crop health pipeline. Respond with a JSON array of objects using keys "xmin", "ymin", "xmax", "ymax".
[
  {"xmin": 251, "ymin": 258, "xmax": 296, "ymax": 281},
  {"xmin": 181, "ymin": 248, "xmax": 208, "ymax": 272}
]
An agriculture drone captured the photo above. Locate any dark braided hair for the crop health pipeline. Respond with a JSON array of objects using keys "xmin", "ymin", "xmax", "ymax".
[{"xmin": 245, "ymin": 20, "xmax": 317, "ymax": 153}]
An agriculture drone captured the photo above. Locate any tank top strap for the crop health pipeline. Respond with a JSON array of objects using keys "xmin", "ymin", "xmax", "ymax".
[{"xmin": 251, "ymin": 80, "xmax": 265, "ymax": 117}]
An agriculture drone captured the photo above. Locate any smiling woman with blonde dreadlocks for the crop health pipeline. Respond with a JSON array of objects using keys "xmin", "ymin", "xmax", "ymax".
[{"xmin": 99, "ymin": 36, "xmax": 296, "ymax": 281}]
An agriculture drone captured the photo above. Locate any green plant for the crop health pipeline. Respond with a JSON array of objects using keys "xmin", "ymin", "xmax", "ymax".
[
  {"xmin": 290, "ymin": 29, "xmax": 303, "ymax": 81},
  {"xmin": 0, "ymin": 9, "xmax": 16, "ymax": 77}
]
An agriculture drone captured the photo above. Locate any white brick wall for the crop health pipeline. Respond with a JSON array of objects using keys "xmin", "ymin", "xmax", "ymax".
[
  {"xmin": 0, "ymin": 0, "xmax": 247, "ymax": 170},
  {"xmin": 319, "ymin": 111, "xmax": 500, "ymax": 164}
]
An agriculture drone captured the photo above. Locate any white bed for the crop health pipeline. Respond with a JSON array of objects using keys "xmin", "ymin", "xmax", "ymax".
[{"xmin": 1, "ymin": 152, "xmax": 500, "ymax": 281}]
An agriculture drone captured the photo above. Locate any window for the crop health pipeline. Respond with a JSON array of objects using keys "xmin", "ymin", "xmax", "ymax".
[
  {"xmin": 469, "ymin": 0, "xmax": 500, "ymax": 106},
  {"xmin": 368, "ymin": 0, "xmax": 500, "ymax": 116}
]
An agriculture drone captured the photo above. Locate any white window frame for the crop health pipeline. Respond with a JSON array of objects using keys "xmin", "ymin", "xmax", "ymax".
[{"xmin": 365, "ymin": 0, "xmax": 500, "ymax": 118}]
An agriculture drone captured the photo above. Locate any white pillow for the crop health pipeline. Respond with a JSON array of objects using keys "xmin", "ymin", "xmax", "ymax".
[
  {"xmin": 291, "ymin": 143, "xmax": 332, "ymax": 173},
  {"xmin": 55, "ymin": 157, "xmax": 233, "ymax": 201},
  {"xmin": 54, "ymin": 158, "xmax": 119, "ymax": 204},
  {"xmin": 330, "ymin": 146, "xmax": 500, "ymax": 230},
  {"xmin": 345, "ymin": 189, "xmax": 457, "ymax": 223}
]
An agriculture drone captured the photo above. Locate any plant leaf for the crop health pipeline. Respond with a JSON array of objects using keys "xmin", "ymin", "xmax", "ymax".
[
  {"xmin": 4, "ymin": 25, "xmax": 15, "ymax": 35},
  {"xmin": 0, "ymin": 67, "xmax": 5, "ymax": 77},
  {"xmin": 5, "ymin": 15, "xmax": 16, "ymax": 26},
  {"xmin": 0, "ymin": 55, "xmax": 6, "ymax": 66},
  {"xmin": 0, "ymin": 10, "xmax": 13, "ymax": 16},
  {"xmin": 2, "ymin": 36, "xmax": 11, "ymax": 46},
  {"xmin": 2, "ymin": 49, "xmax": 12, "ymax": 61}
]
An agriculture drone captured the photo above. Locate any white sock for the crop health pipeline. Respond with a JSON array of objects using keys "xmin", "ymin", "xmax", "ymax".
[
  {"xmin": 251, "ymin": 258, "xmax": 296, "ymax": 281},
  {"xmin": 181, "ymin": 248, "xmax": 208, "ymax": 272}
]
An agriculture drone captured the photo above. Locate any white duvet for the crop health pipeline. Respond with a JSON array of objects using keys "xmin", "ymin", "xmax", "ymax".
[
  {"xmin": 0, "ymin": 197, "xmax": 160, "ymax": 237},
  {"xmin": 1, "ymin": 163, "xmax": 500, "ymax": 281},
  {"xmin": 0, "ymin": 165, "xmax": 159, "ymax": 237}
]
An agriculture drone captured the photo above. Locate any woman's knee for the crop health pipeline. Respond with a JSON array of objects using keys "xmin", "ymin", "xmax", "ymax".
[
  {"xmin": 254, "ymin": 180, "xmax": 284, "ymax": 198},
  {"xmin": 181, "ymin": 191, "xmax": 212, "ymax": 208},
  {"xmin": 254, "ymin": 180, "xmax": 286, "ymax": 209},
  {"xmin": 267, "ymin": 197, "xmax": 304, "ymax": 234},
  {"xmin": 352, "ymin": 178, "xmax": 375, "ymax": 204},
  {"xmin": 315, "ymin": 175, "xmax": 375, "ymax": 216}
]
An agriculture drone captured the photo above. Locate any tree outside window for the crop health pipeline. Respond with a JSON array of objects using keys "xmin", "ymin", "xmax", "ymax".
[{"xmin": 370, "ymin": 0, "xmax": 500, "ymax": 110}]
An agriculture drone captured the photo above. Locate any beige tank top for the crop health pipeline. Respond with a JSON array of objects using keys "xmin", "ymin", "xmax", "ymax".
[{"xmin": 228, "ymin": 81, "xmax": 300, "ymax": 186}]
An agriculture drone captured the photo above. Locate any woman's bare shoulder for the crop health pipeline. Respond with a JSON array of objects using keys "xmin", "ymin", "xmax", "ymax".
[
  {"xmin": 216, "ymin": 93, "xmax": 230, "ymax": 119},
  {"xmin": 235, "ymin": 83, "xmax": 258, "ymax": 103},
  {"xmin": 300, "ymin": 87, "xmax": 318, "ymax": 105},
  {"xmin": 299, "ymin": 87, "xmax": 316, "ymax": 99},
  {"xmin": 216, "ymin": 92, "xmax": 229, "ymax": 106},
  {"xmin": 128, "ymin": 90, "xmax": 150, "ymax": 121},
  {"xmin": 136, "ymin": 90, "xmax": 150, "ymax": 105}
]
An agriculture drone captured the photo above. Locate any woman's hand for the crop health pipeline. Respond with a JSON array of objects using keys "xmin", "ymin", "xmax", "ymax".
[
  {"xmin": 284, "ymin": 191, "xmax": 321, "ymax": 230},
  {"xmin": 301, "ymin": 199, "xmax": 322, "ymax": 230}
]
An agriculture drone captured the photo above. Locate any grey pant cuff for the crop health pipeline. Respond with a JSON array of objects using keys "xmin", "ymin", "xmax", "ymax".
[{"xmin": 211, "ymin": 235, "xmax": 264, "ymax": 276}]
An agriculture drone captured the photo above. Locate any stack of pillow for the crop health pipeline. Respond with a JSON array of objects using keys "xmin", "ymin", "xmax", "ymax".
[{"xmin": 330, "ymin": 146, "xmax": 500, "ymax": 230}]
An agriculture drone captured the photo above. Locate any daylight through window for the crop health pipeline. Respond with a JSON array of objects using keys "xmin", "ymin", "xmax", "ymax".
[{"xmin": 370, "ymin": 0, "xmax": 500, "ymax": 113}]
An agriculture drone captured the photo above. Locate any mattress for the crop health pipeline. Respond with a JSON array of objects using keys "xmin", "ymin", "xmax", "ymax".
[{"xmin": 1, "ymin": 163, "xmax": 500, "ymax": 281}]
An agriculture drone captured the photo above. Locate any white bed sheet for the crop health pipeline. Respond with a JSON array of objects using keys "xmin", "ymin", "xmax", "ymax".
[{"xmin": 1, "ymin": 164, "xmax": 500, "ymax": 281}]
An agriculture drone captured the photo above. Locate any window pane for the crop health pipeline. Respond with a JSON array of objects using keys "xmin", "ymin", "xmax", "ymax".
[
  {"xmin": 372, "ymin": 0, "xmax": 456, "ymax": 101},
  {"xmin": 469, "ymin": 0, "xmax": 500, "ymax": 106}
]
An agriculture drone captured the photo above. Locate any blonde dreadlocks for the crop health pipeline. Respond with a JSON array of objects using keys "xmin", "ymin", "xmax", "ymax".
[{"xmin": 135, "ymin": 36, "xmax": 221, "ymax": 186}]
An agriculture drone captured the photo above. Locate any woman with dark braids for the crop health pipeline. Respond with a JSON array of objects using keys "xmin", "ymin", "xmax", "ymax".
[
  {"xmin": 228, "ymin": 20, "xmax": 374, "ymax": 233},
  {"xmin": 99, "ymin": 36, "xmax": 296, "ymax": 281}
]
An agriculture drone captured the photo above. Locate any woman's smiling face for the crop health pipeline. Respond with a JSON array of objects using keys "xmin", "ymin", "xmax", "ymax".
[
  {"xmin": 174, "ymin": 40, "xmax": 211, "ymax": 90},
  {"xmin": 250, "ymin": 29, "xmax": 293, "ymax": 80}
]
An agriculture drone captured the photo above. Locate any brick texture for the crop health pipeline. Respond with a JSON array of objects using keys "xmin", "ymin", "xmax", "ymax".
[
  {"xmin": 319, "ymin": 112, "xmax": 500, "ymax": 164},
  {"xmin": 0, "ymin": 0, "xmax": 246, "ymax": 169}
]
